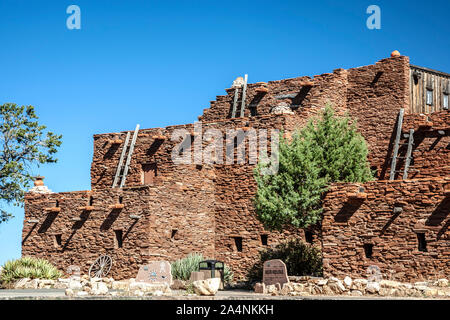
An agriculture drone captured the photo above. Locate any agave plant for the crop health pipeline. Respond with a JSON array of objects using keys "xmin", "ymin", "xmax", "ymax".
[
  {"xmin": 0, "ymin": 256, "xmax": 62, "ymax": 284},
  {"xmin": 171, "ymin": 253, "xmax": 234, "ymax": 284}
]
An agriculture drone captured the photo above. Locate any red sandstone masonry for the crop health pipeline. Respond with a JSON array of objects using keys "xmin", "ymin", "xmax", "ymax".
[
  {"xmin": 322, "ymin": 177, "xmax": 450, "ymax": 281},
  {"xmin": 23, "ymin": 55, "xmax": 450, "ymax": 282},
  {"xmin": 22, "ymin": 184, "xmax": 215, "ymax": 280}
]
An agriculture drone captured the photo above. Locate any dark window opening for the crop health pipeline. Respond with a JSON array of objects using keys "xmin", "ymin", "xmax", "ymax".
[
  {"xmin": 417, "ymin": 233, "xmax": 427, "ymax": 252},
  {"xmin": 55, "ymin": 200, "xmax": 59, "ymax": 207},
  {"xmin": 54, "ymin": 234, "xmax": 62, "ymax": 248},
  {"xmin": 114, "ymin": 230, "xmax": 123, "ymax": 248},
  {"xmin": 171, "ymin": 229, "xmax": 178, "ymax": 239},
  {"xmin": 305, "ymin": 231, "xmax": 313, "ymax": 244},
  {"xmin": 142, "ymin": 163, "xmax": 157, "ymax": 185},
  {"xmin": 363, "ymin": 243, "xmax": 373, "ymax": 258},
  {"xmin": 370, "ymin": 166, "xmax": 379, "ymax": 179},
  {"xmin": 260, "ymin": 234, "xmax": 268, "ymax": 246},
  {"xmin": 250, "ymin": 106, "xmax": 257, "ymax": 117},
  {"xmin": 119, "ymin": 196, "xmax": 123, "ymax": 204},
  {"xmin": 426, "ymin": 89, "xmax": 433, "ymax": 106},
  {"xmin": 89, "ymin": 196, "xmax": 94, "ymax": 206},
  {"xmin": 233, "ymin": 237, "xmax": 243, "ymax": 252}
]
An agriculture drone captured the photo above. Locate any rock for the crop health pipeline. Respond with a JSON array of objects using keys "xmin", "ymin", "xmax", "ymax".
[
  {"xmin": 14, "ymin": 278, "xmax": 31, "ymax": 289},
  {"xmin": 366, "ymin": 282, "xmax": 380, "ymax": 294},
  {"xmin": 423, "ymin": 288, "xmax": 437, "ymax": 297},
  {"xmin": 317, "ymin": 279, "xmax": 328, "ymax": 286},
  {"xmin": 91, "ymin": 282, "xmax": 109, "ymax": 295},
  {"xmin": 192, "ymin": 278, "xmax": 221, "ymax": 296},
  {"xmin": 328, "ymin": 282, "xmax": 345, "ymax": 294},
  {"xmin": 435, "ymin": 279, "xmax": 448, "ymax": 287},
  {"xmin": 271, "ymin": 103, "xmax": 294, "ymax": 115},
  {"xmin": 76, "ymin": 291, "xmax": 89, "ymax": 297},
  {"xmin": 65, "ymin": 288, "xmax": 74, "ymax": 297},
  {"xmin": 309, "ymin": 285, "xmax": 322, "ymax": 295},
  {"xmin": 328, "ymin": 277, "xmax": 340, "ymax": 284},
  {"xmin": 153, "ymin": 290, "xmax": 163, "ymax": 296},
  {"xmin": 380, "ymin": 280, "xmax": 401, "ymax": 289},
  {"xmin": 133, "ymin": 290, "xmax": 144, "ymax": 297},
  {"xmin": 254, "ymin": 282, "xmax": 265, "ymax": 294},
  {"xmin": 24, "ymin": 279, "xmax": 39, "ymax": 289},
  {"xmin": 129, "ymin": 281, "xmax": 169, "ymax": 293},
  {"xmin": 292, "ymin": 283, "xmax": 305, "ymax": 292},
  {"xmin": 352, "ymin": 279, "xmax": 368, "ymax": 291},
  {"xmin": 351, "ymin": 290, "xmax": 363, "ymax": 296},
  {"xmin": 280, "ymin": 283, "xmax": 293, "ymax": 295},
  {"xmin": 112, "ymin": 280, "xmax": 129, "ymax": 291},
  {"xmin": 54, "ymin": 281, "xmax": 69, "ymax": 289},
  {"xmin": 69, "ymin": 279, "xmax": 83, "ymax": 290},
  {"xmin": 171, "ymin": 279, "xmax": 187, "ymax": 290},
  {"xmin": 38, "ymin": 279, "xmax": 56, "ymax": 289},
  {"xmin": 414, "ymin": 281, "xmax": 428, "ymax": 287},
  {"xmin": 343, "ymin": 276, "xmax": 352, "ymax": 289}
]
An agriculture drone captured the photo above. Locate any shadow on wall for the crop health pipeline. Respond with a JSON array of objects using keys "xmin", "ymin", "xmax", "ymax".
[{"xmin": 334, "ymin": 201, "xmax": 364, "ymax": 223}]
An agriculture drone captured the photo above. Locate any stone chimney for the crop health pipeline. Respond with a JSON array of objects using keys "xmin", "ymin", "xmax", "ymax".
[{"xmin": 28, "ymin": 176, "xmax": 53, "ymax": 194}]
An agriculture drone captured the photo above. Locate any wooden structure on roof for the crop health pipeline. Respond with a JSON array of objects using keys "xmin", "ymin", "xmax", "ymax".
[{"xmin": 410, "ymin": 65, "xmax": 450, "ymax": 114}]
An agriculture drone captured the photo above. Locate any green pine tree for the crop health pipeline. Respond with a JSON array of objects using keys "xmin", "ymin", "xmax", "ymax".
[{"xmin": 254, "ymin": 105, "xmax": 373, "ymax": 231}]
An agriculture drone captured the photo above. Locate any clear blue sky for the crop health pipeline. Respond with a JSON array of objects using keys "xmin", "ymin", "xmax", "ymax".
[{"xmin": 0, "ymin": 0, "xmax": 449, "ymax": 265}]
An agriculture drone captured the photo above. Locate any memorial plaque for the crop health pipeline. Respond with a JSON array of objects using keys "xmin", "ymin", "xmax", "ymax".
[
  {"xmin": 136, "ymin": 261, "xmax": 172, "ymax": 284},
  {"xmin": 262, "ymin": 259, "xmax": 289, "ymax": 286}
]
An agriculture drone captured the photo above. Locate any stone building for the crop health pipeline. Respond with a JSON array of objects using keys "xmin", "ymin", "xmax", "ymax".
[{"xmin": 22, "ymin": 52, "xmax": 449, "ymax": 281}]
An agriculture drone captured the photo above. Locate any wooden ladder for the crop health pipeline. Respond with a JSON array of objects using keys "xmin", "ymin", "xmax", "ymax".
[
  {"xmin": 402, "ymin": 128, "xmax": 415, "ymax": 180},
  {"xmin": 389, "ymin": 108, "xmax": 404, "ymax": 180},
  {"xmin": 112, "ymin": 124, "xmax": 140, "ymax": 188},
  {"xmin": 231, "ymin": 74, "xmax": 248, "ymax": 118}
]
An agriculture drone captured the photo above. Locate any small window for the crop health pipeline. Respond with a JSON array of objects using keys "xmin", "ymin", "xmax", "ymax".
[
  {"xmin": 54, "ymin": 234, "xmax": 62, "ymax": 248},
  {"xmin": 417, "ymin": 233, "xmax": 427, "ymax": 252},
  {"xmin": 171, "ymin": 229, "xmax": 178, "ymax": 239},
  {"xmin": 363, "ymin": 243, "xmax": 373, "ymax": 258},
  {"xmin": 250, "ymin": 106, "xmax": 257, "ymax": 117},
  {"xmin": 118, "ymin": 196, "xmax": 123, "ymax": 204},
  {"xmin": 142, "ymin": 163, "xmax": 157, "ymax": 185},
  {"xmin": 305, "ymin": 230, "xmax": 313, "ymax": 244},
  {"xmin": 233, "ymin": 237, "xmax": 243, "ymax": 252},
  {"xmin": 114, "ymin": 230, "xmax": 123, "ymax": 248},
  {"xmin": 55, "ymin": 200, "xmax": 59, "ymax": 207},
  {"xmin": 89, "ymin": 196, "xmax": 94, "ymax": 206},
  {"xmin": 444, "ymin": 94, "xmax": 449, "ymax": 110},
  {"xmin": 260, "ymin": 234, "xmax": 268, "ymax": 246},
  {"xmin": 426, "ymin": 89, "xmax": 433, "ymax": 106}
]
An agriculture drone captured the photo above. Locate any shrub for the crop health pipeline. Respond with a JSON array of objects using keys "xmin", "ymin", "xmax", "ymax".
[
  {"xmin": 254, "ymin": 105, "xmax": 373, "ymax": 230},
  {"xmin": 247, "ymin": 239, "xmax": 323, "ymax": 283},
  {"xmin": 171, "ymin": 253, "xmax": 234, "ymax": 284},
  {"xmin": 0, "ymin": 256, "xmax": 62, "ymax": 283},
  {"xmin": 171, "ymin": 253, "xmax": 204, "ymax": 281}
]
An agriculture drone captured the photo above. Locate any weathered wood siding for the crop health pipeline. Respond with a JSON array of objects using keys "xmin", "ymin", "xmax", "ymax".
[{"xmin": 410, "ymin": 65, "xmax": 450, "ymax": 113}]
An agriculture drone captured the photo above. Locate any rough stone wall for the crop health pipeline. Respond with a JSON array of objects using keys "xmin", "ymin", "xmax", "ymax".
[
  {"xmin": 23, "ymin": 55, "xmax": 450, "ymax": 282},
  {"xmin": 322, "ymin": 178, "xmax": 450, "ymax": 281},
  {"xmin": 199, "ymin": 68, "xmax": 348, "ymax": 122},
  {"xmin": 399, "ymin": 111, "xmax": 450, "ymax": 179},
  {"xmin": 345, "ymin": 56, "xmax": 411, "ymax": 180},
  {"xmin": 22, "ymin": 184, "xmax": 215, "ymax": 280}
]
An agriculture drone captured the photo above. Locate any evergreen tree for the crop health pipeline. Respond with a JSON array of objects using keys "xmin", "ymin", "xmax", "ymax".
[{"xmin": 254, "ymin": 105, "xmax": 373, "ymax": 230}]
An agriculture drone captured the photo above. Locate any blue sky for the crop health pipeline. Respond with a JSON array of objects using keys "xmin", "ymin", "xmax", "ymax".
[{"xmin": 0, "ymin": 0, "xmax": 449, "ymax": 265}]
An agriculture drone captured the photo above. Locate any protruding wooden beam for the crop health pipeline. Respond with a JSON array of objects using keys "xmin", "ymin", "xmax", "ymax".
[{"xmin": 108, "ymin": 203, "xmax": 125, "ymax": 210}]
